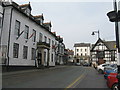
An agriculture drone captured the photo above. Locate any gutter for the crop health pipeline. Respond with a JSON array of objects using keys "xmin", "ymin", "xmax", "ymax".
[{"xmin": 7, "ymin": 7, "xmax": 13, "ymax": 68}]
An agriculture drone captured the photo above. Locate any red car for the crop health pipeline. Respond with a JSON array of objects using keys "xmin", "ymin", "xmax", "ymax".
[{"xmin": 107, "ymin": 72, "xmax": 118, "ymax": 90}]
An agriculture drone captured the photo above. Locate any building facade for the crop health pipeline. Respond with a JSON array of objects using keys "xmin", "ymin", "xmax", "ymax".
[
  {"xmin": 55, "ymin": 36, "xmax": 65, "ymax": 65},
  {"xmin": 91, "ymin": 38, "xmax": 117, "ymax": 67},
  {"xmin": 1, "ymin": 1, "xmax": 61, "ymax": 69},
  {"xmin": 0, "ymin": 1, "xmax": 4, "ymax": 65},
  {"xmin": 74, "ymin": 43, "xmax": 91, "ymax": 64},
  {"xmin": 0, "ymin": 2, "xmax": 3, "ymax": 44}
]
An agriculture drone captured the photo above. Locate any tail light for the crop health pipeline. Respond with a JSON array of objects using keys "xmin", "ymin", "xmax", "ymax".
[{"xmin": 107, "ymin": 76, "xmax": 111, "ymax": 79}]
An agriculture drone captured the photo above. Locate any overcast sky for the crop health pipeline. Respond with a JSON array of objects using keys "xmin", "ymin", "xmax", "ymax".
[{"xmin": 13, "ymin": 0, "xmax": 118, "ymax": 49}]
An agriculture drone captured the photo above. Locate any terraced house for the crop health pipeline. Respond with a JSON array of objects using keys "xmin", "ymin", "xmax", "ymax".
[
  {"xmin": 55, "ymin": 36, "xmax": 65, "ymax": 65},
  {"xmin": 1, "ymin": 1, "xmax": 66, "ymax": 71}
]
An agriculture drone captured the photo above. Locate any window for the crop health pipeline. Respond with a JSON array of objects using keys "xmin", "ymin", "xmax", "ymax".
[
  {"xmin": 44, "ymin": 52, "xmax": 46, "ymax": 63},
  {"xmin": 51, "ymin": 54, "xmax": 53, "ymax": 62},
  {"xmin": 0, "ymin": 17, "xmax": 2, "ymax": 28},
  {"xmin": 24, "ymin": 25, "xmax": 29, "ymax": 39},
  {"xmin": 77, "ymin": 49, "xmax": 79, "ymax": 52},
  {"xmin": 77, "ymin": 53, "xmax": 79, "ymax": 56},
  {"xmin": 13, "ymin": 43, "xmax": 19, "ymax": 58},
  {"xmin": 97, "ymin": 51, "xmax": 105, "ymax": 59},
  {"xmin": 81, "ymin": 49, "xmax": 82, "ymax": 52},
  {"xmin": 40, "ymin": 19, "xmax": 43, "ymax": 25},
  {"xmin": 44, "ymin": 36, "xmax": 47, "ymax": 43},
  {"xmin": 85, "ymin": 49, "xmax": 87, "ymax": 52},
  {"xmin": 14, "ymin": 20, "xmax": 20, "ymax": 36},
  {"xmin": 39, "ymin": 33, "xmax": 43, "ymax": 42},
  {"xmin": 81, "ymin": 53, "xmax": 83, "ymax": 56},
  {"xmin": 52, "ymin": 40, "xmax": 54, "ymax": 51},
  {"xmin": 55, "ymin": 42, "xmax": 57, "ymax": 45},
  {"xmin": 85, "ymin": 53, "xmax": 87, "ymax": 56},
  {"xmin": 23, "ymin": 46, "xmax": 28, "ymax": 59},
  {"xmin": 52, "ymin": 40, "xmax": 54, "ymax": 45},
  {"xmin": 25, "ymin": 8, "xmax": 31, "ymax": 16},
  {"xmin": 32, "ymin": 29, "xmax": 36, "ymax": 42},
  {"xmin": 31, "ymin": 48, "xmax": 36, "ymax": 60},
  {"xmin": 49, "ymin": 38, "xmax": 51, "ymax": 45},
  {"xmin": 111, "ymin": 51, "xmax": 115, "ymax": 61}
]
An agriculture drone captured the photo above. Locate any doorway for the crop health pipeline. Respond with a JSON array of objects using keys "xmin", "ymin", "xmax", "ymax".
[{"xmin": 37, "ymin": 52, "xmax": 42, "ymax": 66}]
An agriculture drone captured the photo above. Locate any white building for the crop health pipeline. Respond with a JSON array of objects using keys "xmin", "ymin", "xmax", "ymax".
[
  {"xmin": 0, "ymin": 2, "xmax": 3, "ymax": 42},
  {"xmin": 74, "ymin": 43, "xmax": 91, "ymax": 63},
  {"xmin": 1, "ymin": 1, "xmax": 58, "ymax": 69},
  {"xmin": 0, "ymin": 1, "xmax": 4, "ymax": 65},
  {"xmin": 55, "ymin": 36, "xmax": 65, "ymax": 65}
]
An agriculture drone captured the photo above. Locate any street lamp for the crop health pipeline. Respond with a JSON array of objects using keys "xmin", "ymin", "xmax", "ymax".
[
  {"xmin": 107, "ymin": 0, "xmax": 120, "ymax": 89},
  {"xmin": 91, "ymin": 30, "xmax": 100, "ymax": 66},
  {"xmin": 91, "ymin": 30, "xmax": 100, "ymax": 39}
]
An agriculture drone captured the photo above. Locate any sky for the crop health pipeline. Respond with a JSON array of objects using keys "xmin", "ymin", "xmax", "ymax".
[{"xmin": 13, "ymin": 0, "xmax": 118, "ymax": 49}]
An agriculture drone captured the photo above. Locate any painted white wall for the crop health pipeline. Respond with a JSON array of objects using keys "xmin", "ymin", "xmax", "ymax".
[
  {"xmin": 0, "ymin": 3, "xmax": 3, "ymax": 43},
  {"xmin": 0, "ymin": 4, "xmax": 3, "ymax": 18},
  {"xmin": 74, "ymin": 46, "xmax": 90, "ymax": 56},
  {"xmin": 0, "ymin": 2, "xmax": 3, "ymax": 66},
  {"xmin": 2, "ymin": 6, "xmax": 56, "ymax": 66},
  {"xmin": 91, "ymin": 41, "xmax": 117, "ymax": 65}
]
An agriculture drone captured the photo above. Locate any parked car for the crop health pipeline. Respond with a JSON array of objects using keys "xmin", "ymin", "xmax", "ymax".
[
  {"xmin": 75, "ymin": 63, "xmax": 81, "ymax": 66},
  {"xmin": 104, "ymin": 68, "xmax": 117, "ymax": 79},
  {"xmin": 107, "ymin": 72, "xmax": 118, "ymax": 90},
  {"xmin": 97, "ymin": 64, "xmax": 110, "ymax": 74},
  {"xmin": 104, "ymin": 64, "xmax": 117, "ymax": 72},
  {"xmin": 83, "ymin": 63, "xmax": 89, "ymax": 66}
]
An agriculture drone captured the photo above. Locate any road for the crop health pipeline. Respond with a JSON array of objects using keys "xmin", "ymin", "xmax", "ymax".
[{"xmin": 2, "ymin": 66, "xmax": 109, "ymax": 89}]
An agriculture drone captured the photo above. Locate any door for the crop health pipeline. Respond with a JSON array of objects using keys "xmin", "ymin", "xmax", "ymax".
[{"xmin": 37, "ymin": 52, "xmax": 42, "ymax": 66}]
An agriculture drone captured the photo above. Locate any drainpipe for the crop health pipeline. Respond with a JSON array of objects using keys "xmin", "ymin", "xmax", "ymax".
[{"xmin": 7, "ymin": 7, "xmax": 13, "ymax": 71}]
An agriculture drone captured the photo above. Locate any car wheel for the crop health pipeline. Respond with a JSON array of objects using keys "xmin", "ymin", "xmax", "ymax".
[
  {"xmin": 98, "ymin": 69, "xmax": 103, "ymax": 74},
  {"xmin": 112, "ymin": 83, "xmax": 118, "ymax": 90}
]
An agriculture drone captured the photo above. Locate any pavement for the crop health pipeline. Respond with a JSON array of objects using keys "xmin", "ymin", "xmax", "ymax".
[{"xmin": 2, "ymin": 65, "xmax": 68, "ymax": 76}]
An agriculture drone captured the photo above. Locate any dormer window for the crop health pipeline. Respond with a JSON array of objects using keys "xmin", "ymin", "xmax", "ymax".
[
  {"xmin": 25, "ymin": 8, "xmax": 31, "ymax": 16},
  {"xmin": 33, "ymin": 14, "xmax": 44, "ymax": 25},
  {"xmin": 19, "ymin": 2, "xmax": 32, "ymax": 16},
  {"xmin": 40, "ymin": 19, "xmax": 43, "ymax": 25},
  {"xmin": 43, "ymin": 22, "xmax": 52, "ymax": 31}
]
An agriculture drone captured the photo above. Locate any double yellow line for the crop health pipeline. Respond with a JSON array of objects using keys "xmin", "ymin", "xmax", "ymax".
[{"xmin": 65, "ymin": 71, "xmax": 86, "ymax": 89}]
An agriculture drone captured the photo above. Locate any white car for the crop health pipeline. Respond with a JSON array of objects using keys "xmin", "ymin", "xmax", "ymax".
[
  {"xmin": 75, "ymin": 63, "xmax": 81, "ymax": 66},
  {"xmin": 97, "ymin": 64, "xmax": 110, "ymax": 74}
]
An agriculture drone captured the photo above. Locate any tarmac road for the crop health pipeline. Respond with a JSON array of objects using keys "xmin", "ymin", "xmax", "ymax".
[{"xmin": 2, "ymin": 65, "xmax": 110, "ymax": 89}]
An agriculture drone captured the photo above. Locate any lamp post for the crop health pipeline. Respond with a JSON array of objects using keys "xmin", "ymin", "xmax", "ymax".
[
  {"xmin": 107, "ymin": 0, "xmax": 120, "ymax": 89},
  {"xmin": 91, "ymin": 30, "xmax": 100, "ymax": 39},
  {"xmin": 91, "ymin": 30, "xmax": 100, "ymax": 66}
]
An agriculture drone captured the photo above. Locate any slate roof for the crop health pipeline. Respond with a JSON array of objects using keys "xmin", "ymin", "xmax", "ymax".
[
  {"xmin": 74, "ymin": 43, "xmax": 91, "ymax": 47},
  {"xmin": 91, "ymin": 38, "xmax": 116, "ymax": 51},
  {"xmin": 104, "ymin": 41, "xmax": 116, "ymax": 50},
  {"xmin": 2, "ymin": 2, "xmax": 57, "ymax": 39},
  {"xmin": 43, "ymin": 22, "xmax": 52, "ymax": 27},
  {"xmin": 33, "ymin": 14, "xmax": 44, "ymax": 20},
  {"xmin": 19, "ymin": 2, "xmax": 32, "ymax": 10}
]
